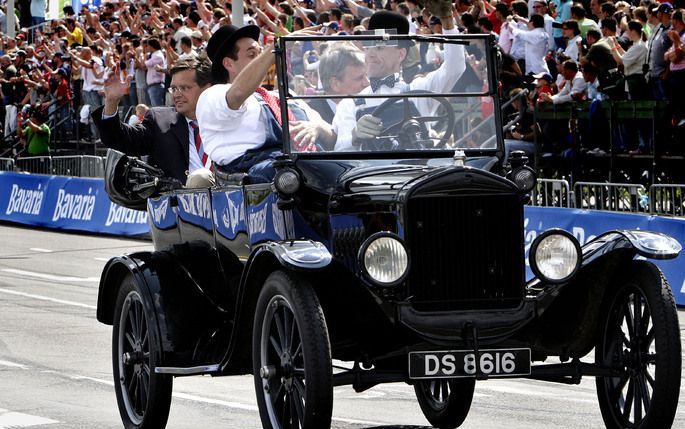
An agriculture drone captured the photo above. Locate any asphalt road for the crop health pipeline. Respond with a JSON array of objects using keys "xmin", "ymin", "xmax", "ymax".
[{"xmin": 0, "ymin": 224, "xmax": 683, "ymax": 429}]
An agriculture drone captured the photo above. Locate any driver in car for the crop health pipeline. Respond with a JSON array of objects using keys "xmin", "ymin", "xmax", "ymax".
[{"xmin": 332, "ymin": 10, "xmax": 466, "ymax": 151}]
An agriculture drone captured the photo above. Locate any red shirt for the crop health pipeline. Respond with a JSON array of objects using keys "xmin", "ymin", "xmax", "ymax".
[{"xmin": 55, "ymin": 77, "xmax": 72, "ymax": 106}]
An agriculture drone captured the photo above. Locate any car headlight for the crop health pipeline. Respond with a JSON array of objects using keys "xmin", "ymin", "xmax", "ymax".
[
  {"xmin": 530, "ymin": 230, "xmax": 581, "ymax": 283},
  {"xmin": 511, "ymin": 166, "xmax": 536, "ymax": 193},
  {"xmin": 273, "ymin": 168, "xmax": 301, "ymax": 195},
  {"xmin": 360, "ymin": 233, "xmax": 409, "ymax": 286}
]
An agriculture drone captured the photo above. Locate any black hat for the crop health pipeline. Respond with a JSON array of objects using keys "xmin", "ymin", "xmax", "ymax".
[
  {"xmin": 368, "ymin": 11, "xmax": 410, "ymax": 35},
  {"xmin": 367, "ymin": 11, "xmax": 413, "ymax": 48},
  {"xmin": 206, "ymin": 24, "xmax": 260, "ymax": 83}
]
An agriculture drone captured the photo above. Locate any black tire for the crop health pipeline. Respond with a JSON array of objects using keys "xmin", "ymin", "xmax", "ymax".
[
  {"xmin": 595, "ymin": 260, "xmax": 681, "ymax": 429},
  {"xmin": 252, "ymin": 270, "xmax": 333, "ymax": 429},
  {"xmin": 414, "ymin": 378, "xmax": 475, "ymax": 429},
  {"xmin": 112, "ymin": 275, "xmax": 173, "ymax": 429}
]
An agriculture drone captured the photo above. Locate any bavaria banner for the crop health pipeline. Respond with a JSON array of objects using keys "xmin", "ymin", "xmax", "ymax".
[
  {"xmin": 0, "ymin": 172, "xmax": 148, "ymax": 236},
  {"xmin": 525, "ymin": 207, "xmax": 685, "ymax": 306},
  {"xmin": 0, "ymin": 172, "xmax": 683, "ymax": 304}
]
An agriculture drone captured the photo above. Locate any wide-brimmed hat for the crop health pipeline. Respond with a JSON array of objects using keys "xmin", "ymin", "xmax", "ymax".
[{"xmin": 206, "ymin": 24, "xmax": 260, "ymax": 83}]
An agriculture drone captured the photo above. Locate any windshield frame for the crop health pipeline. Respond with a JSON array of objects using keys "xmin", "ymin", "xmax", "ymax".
[{"xmin": 275, "ymin": 33, "xmax": 504, "ymax": 159}]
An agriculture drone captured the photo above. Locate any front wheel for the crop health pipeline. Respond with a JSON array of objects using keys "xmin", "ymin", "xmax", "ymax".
[
  {"xmin": 252, "ymin": 271, "xmax": 333, "ymax": 429},
  {"xmin": 595, "ymin": 261, "xmax": 681, "ymax": 429},
  {"xmin": 112, "ymin": 275, "xmax": 173, "ymax": 429},
  {"xmin": 414, "ymin": 378, "xmax": 475, "ymax": 429}
]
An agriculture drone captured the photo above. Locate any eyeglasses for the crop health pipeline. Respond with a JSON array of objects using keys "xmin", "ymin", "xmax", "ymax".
[{"xmin": 168, "ymin": 85, "xmax": 197, "ymax": 94}]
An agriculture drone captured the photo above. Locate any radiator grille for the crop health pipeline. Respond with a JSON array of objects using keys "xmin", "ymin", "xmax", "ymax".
[{"xmin": 406, "ymin": 193, "xmax": 524, "ymax": 311}]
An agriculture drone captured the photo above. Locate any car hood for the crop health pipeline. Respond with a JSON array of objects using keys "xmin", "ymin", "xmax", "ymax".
[{"xmin": 296, "ymin": 157, "xmax": 502, "ymax": 197}]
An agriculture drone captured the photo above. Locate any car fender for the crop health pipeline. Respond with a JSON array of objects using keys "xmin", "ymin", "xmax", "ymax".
[
  {"xmin": 97, "ymin": 252, "xmax": 175, "ymax": 353},
  {"xmin": 531, "ymin": 229, "xmax": 681, "ymax": 289},
  {"xmin": 98, "ymin": 251, "xmax": 226, "ymax": 356},
  {"xmin": 581, "ymin": 230, "xmax": 681, "ymax": 263}
]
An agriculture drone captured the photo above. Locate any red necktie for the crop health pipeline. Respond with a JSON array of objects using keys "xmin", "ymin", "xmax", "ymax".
[
  {"xmin": 254, "ymin": 87, "xmax": 296, "ymax": 125},
  {"xmin": 254, "ymin": 87, "xmax": 316, "ymax": 152},
  {"xmin": 189, "ymin": 121, "xmax": 209, "ymax": 168}
]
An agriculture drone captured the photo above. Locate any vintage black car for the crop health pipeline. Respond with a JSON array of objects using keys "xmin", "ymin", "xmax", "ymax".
[{"xmin": 96, "ymin": 33, "xmax": 682, "ymax": 429}]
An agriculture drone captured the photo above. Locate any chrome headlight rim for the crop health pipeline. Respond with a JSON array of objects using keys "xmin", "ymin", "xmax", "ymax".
[
  {"xmin": 358, "ymin": 232, "xmax": 410, "ymax": 287},
  {"xmin": 530, "ymin": 229, "xmax": 581, "ymax": 284}
]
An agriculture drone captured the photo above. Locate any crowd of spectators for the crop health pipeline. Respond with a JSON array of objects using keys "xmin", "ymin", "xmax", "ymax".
[{"xmin": 0, "ymin": 0, "xmax": 682, "ymax": 169}]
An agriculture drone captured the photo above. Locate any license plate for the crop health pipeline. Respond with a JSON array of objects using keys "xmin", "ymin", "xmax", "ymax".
[{"xmin": 408, "ymin": 348, "xmax": 531, "ymax": 379}]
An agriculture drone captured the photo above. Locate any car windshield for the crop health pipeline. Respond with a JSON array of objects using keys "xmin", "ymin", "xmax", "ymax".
[{"xmin": 277, "ymin": 34, "xmax": 500, "ymax": 156}]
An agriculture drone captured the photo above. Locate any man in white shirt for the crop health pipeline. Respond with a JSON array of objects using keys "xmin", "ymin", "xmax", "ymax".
[
  {"xmin": 172, "ymin": 18, "xmax": 194, "ymax": 55},
  {"xmin": 71, "ymin": 46, "xmax": 104, "ymax": 139},
  {"xmin": 509, "ymin": 14, "xmax": 551, "ymax": 75},
  {"xmin": 196, "ymin": 24, "xmax": 321, "ymax": 182},
  {"xmin": 538, "ymin": 60, "xmax": 587, "ymax": 104},
  {"xmin": 332, "ymin": 11, "xmax": 465, "ymax": 151},
  {"xmin": 532, "ymin": 0, "xmax": 556, "ymax": 52}
]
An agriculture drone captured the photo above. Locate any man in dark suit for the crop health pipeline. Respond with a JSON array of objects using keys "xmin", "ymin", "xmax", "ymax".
[
  {"xmin": 92, "ymin": 55, "xmax": 213, "ymax": 186},
  {"xmin": 313, "ymin": 44, "xmax": 369, "ymax": 124}
]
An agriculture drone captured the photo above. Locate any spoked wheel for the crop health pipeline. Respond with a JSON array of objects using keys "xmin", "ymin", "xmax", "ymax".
[
  {"xmin": 596, "ymin": 261, "xmax": 681, "ymax": 429},
  {"xmin": 414, "ymin": 378, "xmax": 475, "ymax": 429},
  {"xmin": 112, "ymin": 275, "xmax": 172, "ymax": 429},
  {"xmin": 253, "ymin": 271, "xmax": 333, "ymax": 429}
]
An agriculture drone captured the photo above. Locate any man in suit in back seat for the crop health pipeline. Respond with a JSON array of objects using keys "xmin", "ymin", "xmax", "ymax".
[{"xmin": 92, "ymin": 55, "xmax": 214, "ymax": 187}]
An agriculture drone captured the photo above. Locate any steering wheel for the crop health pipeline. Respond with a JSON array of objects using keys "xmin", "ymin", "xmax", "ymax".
[{"xmin": 360, "ymin": 90, "xmax": 456, "ymax": 151}]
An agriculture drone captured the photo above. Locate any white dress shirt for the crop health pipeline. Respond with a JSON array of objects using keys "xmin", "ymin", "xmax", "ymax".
[
  {"xmin": 564, "ymin": 35, "xmax": 582, "ymax": 62},
  {"xmin": 551, "ymin": 71, "xmax": 587, "ymax": 104},
  {"xmin": 186, "ymin": 118, "xmax": 211, "ymax": 171},
  {"xmin": 511, "ymin": 27, "xmax": 550, "ymax": 74},
  {"xmin": 196, "ymin": 84, "xmax": 321, "ymax": 165},
  {"xmin": 332, "ymin": 27, "xmax": 466, "ymax": 151},
  {"xmin": 196, "ymin": 84, "xmax": 270, "ymax": 165}
]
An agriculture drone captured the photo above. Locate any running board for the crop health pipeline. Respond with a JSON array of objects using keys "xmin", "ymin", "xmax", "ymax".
[{"xmin": 155, "ymin": 364, "xmax": 221, "ymax": 375}]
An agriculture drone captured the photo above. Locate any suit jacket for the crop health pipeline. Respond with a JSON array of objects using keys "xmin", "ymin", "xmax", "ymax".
[
  {"xmin": 92, "ymin": 106, "xmax": 190, "ymax": 183},
  {"xmin": 306, "ymin": 98, "xmax": 335, "ymax": 124}
]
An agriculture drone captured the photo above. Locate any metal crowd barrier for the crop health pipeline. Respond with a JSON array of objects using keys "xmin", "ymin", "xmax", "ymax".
[
  {"xmin": 16, "ymin": 156, "xmax": 52, "ymax": 175},
  {"xmin": 650, "ymin": 184, "xmax": 685, "ymax": 217},
  {"xmin": 574, "ymin": 182, "xmax": 649, "ymax": 213},
  {"xmin": 14, "ymin": 156, "xmax": 105, "ymax": 177},
  {"xmin": 0, "ymin": 157, "xmax": 14, "ymax": 172},
  {"xmin": 530, "ymin": 179, "xmax": 571, "ymax": 208}
]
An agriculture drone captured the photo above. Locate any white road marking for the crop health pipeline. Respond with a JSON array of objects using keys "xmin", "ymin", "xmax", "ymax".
[
  {"xmin": 1, "ymin": 269, "xmax": 99, "ymax": 283},
  {"xmin": 67, "ymin": 374, "xmax": 387, "ymax": 426},
  {"xmin": 0, "ymin": 408, "xmax": 57, "ymax": 428},
  {"xmin": 93, "ymin": 257, "xmax": 111, "ymax": 262},
  {"xmin": 0, "ymin": 288, "xmax": 97, "ymax": 310},
  {"xmin": 0, "ymin": 360, "xmax": 28, "ymax": 369},
  {"xmin": 28, "ymin": 248, "xmax": 53, "ymax": 253}
]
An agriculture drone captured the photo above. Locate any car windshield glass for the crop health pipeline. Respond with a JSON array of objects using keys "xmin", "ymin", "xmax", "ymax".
[{"xmin": 278, "ymin": 34, "xmax": 499, "ymax": 155}]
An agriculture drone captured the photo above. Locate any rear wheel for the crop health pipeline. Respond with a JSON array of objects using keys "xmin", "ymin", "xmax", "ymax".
[
  {"xmin": 595, "ymin": 261, "xmax": 681, "ymax": 429},
  {"xmin": 253, "ymin": 271, "xmax": 333, "ymax": 429},
  {"xmin": 414, "ymin": 378, "xmax": 475, "ymax": 429},
  {"xmin": 112, "ymin": 275, "xmax": 172, "ymax": 429}
]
